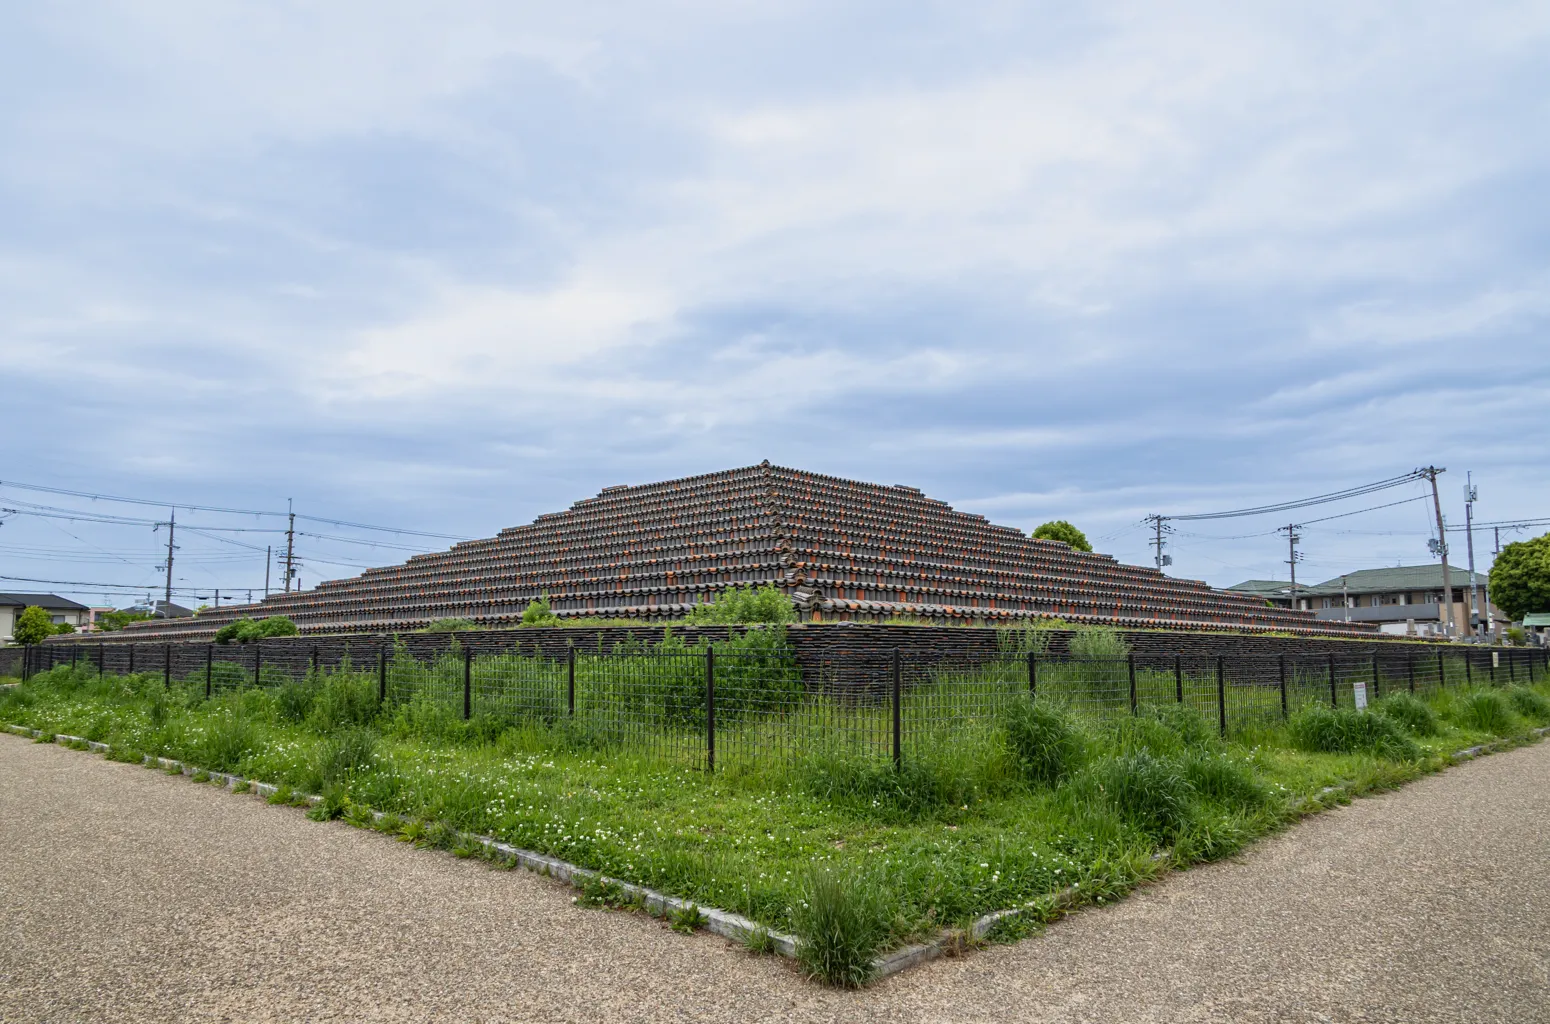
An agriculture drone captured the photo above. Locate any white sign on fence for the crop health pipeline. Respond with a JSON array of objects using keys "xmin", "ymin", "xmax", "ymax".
[{"xmin": 1353, "ymin": 680, "xmax": 1368, "ymax": 709}]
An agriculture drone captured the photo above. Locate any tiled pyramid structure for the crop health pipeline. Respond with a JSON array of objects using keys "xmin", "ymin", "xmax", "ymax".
[{"xmin": 118, "ymin": 462, "xmax": 1375, "ymax": 640}]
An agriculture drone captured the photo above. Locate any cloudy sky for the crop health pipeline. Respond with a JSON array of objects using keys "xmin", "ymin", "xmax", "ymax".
[{"xmin": 1, "ymin": 1, "xmax": 1546, "ymax": 607}]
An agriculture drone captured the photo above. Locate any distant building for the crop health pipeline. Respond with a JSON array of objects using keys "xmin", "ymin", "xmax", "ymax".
[
  {"xmin": 1229, "ymin": 565, "xmax": 1503, "ymax": 637},
  {"xmin": 0, "ymin": 594, "xmax": 92, "ymax": 645},
  {"xmin": 130, "ymin": 599, "xmax": 195, "ymax": 620},
  {"xmin": 1222, "ymin": 580, "xmax": 1294, "ymax": 609}
]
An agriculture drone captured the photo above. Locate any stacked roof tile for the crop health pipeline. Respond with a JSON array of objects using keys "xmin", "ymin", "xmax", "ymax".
[{"xmin": 116, "ymin": 462, "xmax": 1377, "ymax": 640}]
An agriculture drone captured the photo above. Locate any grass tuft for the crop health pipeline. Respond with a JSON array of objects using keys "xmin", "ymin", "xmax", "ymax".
[
  {"xmin": 1374, "ymin": 693, "xmax": 1439, "ymax": 736},
  {"xmin": 1505, "ymin": 686, "xmax": 1550, "ymax": 723},
  {"xmin": 793, "ymin": 867, "xmax": 888, "ymax": 988},
  {"xmin": 1455, "ymin": 690, "xmax": 1520, "ymax": 735},
  {"xmin": 1086, "ymin": 749, "xmax": 1196, "ymax": 838},
  {"xmin": 1287, "ymin": 705, "xmax": 1420, "ymax": 761},
  {"xmin": 1002, "ymin": 698, "xmax": 1082, "ymax": 786}
]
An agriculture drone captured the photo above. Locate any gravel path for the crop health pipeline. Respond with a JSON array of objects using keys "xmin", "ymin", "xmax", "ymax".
[{"xmin": 2, "ymin": 734, "xmax": 1547, "ymax": 1023}]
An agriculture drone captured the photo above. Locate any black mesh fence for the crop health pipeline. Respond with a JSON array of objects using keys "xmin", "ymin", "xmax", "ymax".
[{"xmin": 10, "ymin": 637, "xmax": 1549, "ymax": 771}]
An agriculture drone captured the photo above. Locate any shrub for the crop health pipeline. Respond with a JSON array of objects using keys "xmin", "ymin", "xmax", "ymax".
[
  {"xmin": 792, "ymin": 867, "xmax": 889, "ymax": 988},
  {"xmin": 520, "ymin": 597, "xmax": 560, "ymax": 628},
  {"xmin": 1088, "ymin": 750, "xmax": 1196, "ymax": 838},
  {"xmin": 1374, "ymin": 693, "xmax": 1439, "ymax": 736},
  {"xmin": 796, "ymin": 740, "xmax": 1000, "ymax": 818},
  {"xmin": 215, "ymin": 616, "xmax": 299, "ymax": 645},
  {"xmin": 1456, "ymin": 690, "xmax": 1519, "ymax": 734},
  {"xmin": 1505, "ymin": 686, "xmax": 1550, "ymax": 723},
  {"xmin": 683, "ymin": 584, "xmax": 796, "ymax": 625},
  {"xmin": 1002, "ymin": 698, "xmax": 1082, "ymax": 785},
  {"xmin": 1287, "ymin": 706, "xmax": 1420, "ymax": 760}
]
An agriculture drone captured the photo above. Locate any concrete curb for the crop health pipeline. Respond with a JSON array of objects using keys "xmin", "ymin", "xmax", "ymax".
[{"xmin": 5, "ymin": 718, "xmax": 1547, "ymax": 985}]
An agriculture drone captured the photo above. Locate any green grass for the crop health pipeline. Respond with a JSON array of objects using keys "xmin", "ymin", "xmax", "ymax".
[{"xmin": 2, "ymin": 658, "xmax": 1546, "ymax": 987}]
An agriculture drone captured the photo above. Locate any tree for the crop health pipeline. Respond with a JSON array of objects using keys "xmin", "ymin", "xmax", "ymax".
[
  {"xmin": 53, "ymin": 622, "xmax": 76, "ymax": 635},
  {"xmin": 12, "ymin": 606, "xmax": 55, "ymax": 646},
  {"xmin": 1489, "ymin": 532, "xmax": 1550, "ymax": 622},
  {"xmin": 214, "ymin": 616, "xmax": 300, "ymax": 644},
  {"xmin": 1031, "ymin": 520, "xmax": 1092, "ymax": 552}
]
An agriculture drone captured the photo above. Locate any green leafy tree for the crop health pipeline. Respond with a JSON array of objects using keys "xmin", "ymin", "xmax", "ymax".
[
  {"xmin": 53, "ymin": 621, "xmax": 76, "ymax": 635},
  {"xmin": 1031, "ymin": 520, "xmax": 1092, "ymax": 552},
  {"xmin": 95, "ymin": 609, "xmax": 153, "ymax": 632},
  {"xmin": 12, "ymin": 606, "xmax": 55, "ymax": 645},
  {"xmin": 1489, "ymin": 532, "xmax": 1550, "ymax": 621}
]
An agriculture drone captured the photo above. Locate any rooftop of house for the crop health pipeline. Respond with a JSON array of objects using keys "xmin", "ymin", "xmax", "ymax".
[
  {"xmin": 1223, "ymin": 579, "xmax": 1293, "ymax": 597},
  {"xmin": 0, "ymin": 593, "xmax": 89, "ymax": 611},
  {"xmin": 1297, "ymin": 564, "xmax": 1476, "ymax": 597}
]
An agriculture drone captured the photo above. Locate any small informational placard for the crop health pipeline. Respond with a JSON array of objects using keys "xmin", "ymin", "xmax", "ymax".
[{"xmin": 1353, "ymin": 681, "xmax": 1368, "ymax": 709}]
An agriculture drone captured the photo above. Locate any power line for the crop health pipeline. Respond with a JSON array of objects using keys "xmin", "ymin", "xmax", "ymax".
[
  {"xmin": 1161, "ymin": 470, "xmax": 1428, "ymax": 522},
  {"xmin": 0, "ymin": 479, "xmax": 471, "ymax": 540}
]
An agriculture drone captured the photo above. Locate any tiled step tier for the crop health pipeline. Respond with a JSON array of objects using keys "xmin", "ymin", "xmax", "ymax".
[{"xmin": 114, "ymin": 462, "xmax": 1377, "ymax": 641}]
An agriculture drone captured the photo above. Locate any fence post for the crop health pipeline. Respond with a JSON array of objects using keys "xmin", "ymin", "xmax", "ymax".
[
  {"xmin": 892, "ymin": 648, "xmax": 902, "ymax": 769},
  {"xmin": 205, "ymin": 645, "xmax": 213, "ymax": 699},
  {"xmin": 463, "ymin": 646, "xmax": 472, "ymax": 720},
  {"xmin": 378, "ymin": 643, "xmax": 387, "ymax": 703},
  {"xmin": 1371, "ymin": 653, "xmax": 1380, "ymax": 699},
  {"xmin": 311, "ymin": 645, "xmax": 319, "ymax": 680},
  {"xmin": 1327, "ymin": 654, "xmax": 1337, "ymax": 708},
  {"xmin": 1408, "ymin": 653, "xmax": 1415, "ymax": 693},
  {"xmin": 1439, "ymin": 650, "xmax": 1447, "ymax": 688},
  {"xmin": 1027, "ymin": 651, "xmax": 1037, "ymax": 700},
  {"xmin": 706, "ymin": 646, "xmax": 717, "ymax": 774},
  {"xmin": 568, "ymin": 644, "xmax": 576, "ymax": 715},
  {"xmin": 254, "ymin": 645, "xmax": 262, "ymax": 688},
  {"xmin": 1465, "ymin": 650, "xmax": 1472, "ymax": 686},
  {"xmin": 1128, "ymin": 653, "xmax": 1138, "ymax": 715},
  {"xmin": 128, "ymin": 643, "xmax": 134, "ymax": 675},
  {"xmin": 1278, "ymin": 654, "xmax": 1288, "ymax": 719},
  {"xmin": 72, "ymin": 646, "xmax": 79, "ymax": 669},
  {"xmin": 1215, "ymin": 656, "xmax": 1226, "ymax": 737},
  {"xmin": 1174, "ymin": 654, "xmax": 1183, "ymax": 704},
  {"xmin": 1508, "ymin": 650, "xmax": 1516, "ymax": 684},
  {"xmin": 164, "ymin": 643, "xmax": 172, "ymax": 690},
  {"xmin": 98, "ymin": 644, "xmax": 105, "ymax": 676}
]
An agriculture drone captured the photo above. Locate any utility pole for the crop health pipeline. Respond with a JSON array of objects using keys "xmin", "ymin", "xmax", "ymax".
[
  {"xmin": 1342, "ymin": 575, "xmax": 1349, "ymax": 622},
  {"xmin": 264, "ymin": 545, "xmax": 271, "ymax": 598},
  {"xmin": 163, "ymin": 509, "xmax": 176, "ymax": 616},
  {"xmin": 214, "ymin": 589, "xmax": 221, "ymax": 608},
  {"xmin": 1281, "ymin": 524, "xmax": 1302, "ymax": 610},
  {"xmin": 1145, "ymin": 515, "xmax": 1172, "ymax": 571},
  {"xmin": 1422, "ymin": 466, "xmax": 1454, "ymax": 636},
  {"xmin": 1464, "ymin": 474, "xmax": 1480, "ymax": 638},
  {"xmin": 284, "ymin": 499, "xmax": 296, "ymax": 593}
]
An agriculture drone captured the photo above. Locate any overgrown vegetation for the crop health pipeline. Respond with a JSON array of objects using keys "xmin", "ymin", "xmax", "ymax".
[
  {"xmin": 214, "ymin": 616, "xmax": 300, "ymax": 645},
  {"xmin": 683, "ymin": 584, "xmax": 796, "ymax": 625},
  {"xmin": 2, "ymin": 648, "xmax": 1545, "ymax": 988}
]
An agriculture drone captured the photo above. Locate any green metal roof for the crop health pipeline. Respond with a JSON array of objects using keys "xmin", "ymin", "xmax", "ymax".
[
  {"xmin": 1224, "ymin": 579, "xmax": 1293, "ymax": 597},
  {"xmin": 1522, "ymin": 613, "xmax": 1550, "ymax": 627},
  {"xmin": 1298, "ymin": 565, "xmax": 1475, "ymax": 597}
]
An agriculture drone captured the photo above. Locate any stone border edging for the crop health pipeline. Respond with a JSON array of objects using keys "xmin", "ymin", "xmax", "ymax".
[{"xmin": 4, "ymin": 719, "xmax": 1547, "ymax": 984}]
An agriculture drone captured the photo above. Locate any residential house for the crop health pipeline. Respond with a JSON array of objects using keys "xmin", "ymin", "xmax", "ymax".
[
  {"xmin": 0, "ymin": 594, "xmax": 92, "ymax": 645},
  {"xmin": 1299, "ymin": 565, "xmax": 1499, "ymax": 638}
]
